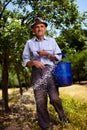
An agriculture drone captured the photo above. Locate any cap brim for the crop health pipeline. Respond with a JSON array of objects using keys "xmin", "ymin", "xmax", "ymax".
[{"xmin": 31, "ymin": 22, "xmax": 48, "ymax": 28}]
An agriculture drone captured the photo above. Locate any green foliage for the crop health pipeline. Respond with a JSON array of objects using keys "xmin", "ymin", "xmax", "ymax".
[
  {"xmin": 69, "ymin": 49, "xmax": 87, "ymax": 81},
  {"xmin": 0, "ymin": 0, "xmax": 87, "ymax": 102},
  {"xmin": 55, "ymin": 24, "xmax": 87, "ymax": 82},
  {"xmin": 8, "ymin": 72, "xmax": 19, "ymax": 87}
]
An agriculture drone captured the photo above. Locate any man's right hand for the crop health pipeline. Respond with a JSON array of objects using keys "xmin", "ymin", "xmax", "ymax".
[
  {"xmin": 33, "ymin": 60, "xmax": 45, "ymax": 69},
  {"xmin": 26, "ymin": 60, "xmax": 45, "ymax": 69}
]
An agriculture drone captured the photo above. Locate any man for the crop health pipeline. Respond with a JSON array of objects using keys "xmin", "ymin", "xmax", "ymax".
[{"xmin": 22, "ymin": 17, "xmax": 67, "ymax": 130}]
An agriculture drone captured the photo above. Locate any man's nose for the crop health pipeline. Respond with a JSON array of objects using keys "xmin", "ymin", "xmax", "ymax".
[{"xmin": 38, "ymin": 27, "xmax": 42, "ymax": 30}]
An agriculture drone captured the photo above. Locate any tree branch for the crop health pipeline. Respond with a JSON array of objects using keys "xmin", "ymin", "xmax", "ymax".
[{"xmin": 0, "ymin": 0, "xmax": 12, "ymax": 19}]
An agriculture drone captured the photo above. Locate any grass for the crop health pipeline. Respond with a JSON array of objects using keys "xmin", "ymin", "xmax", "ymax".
[
  {"xmin": 59, "ymin": 84, "xmax": 87, "ymax": 103},
  {"xmin": 48, "ymin": 96, "xmax": 87, "ymax": 130},
  {"xmin": 0, "ymin": 84, "xmax": 87, "ymax": 130},
  {"xmin": 59, "ymin": 84, "xmax": 87, "ymax": 130},
  {"xmin": 61, "ymin": 95, "xmax": 87, "ymax": 130}
]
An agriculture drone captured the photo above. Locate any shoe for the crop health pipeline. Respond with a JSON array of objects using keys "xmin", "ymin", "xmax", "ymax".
[
  {"xmin": 60, "ymin": 116, "xmax": 68, "ymax": 124},
  {"xmin": 61, "ymin": 117, "xmax": 67, "ymax": 122}
]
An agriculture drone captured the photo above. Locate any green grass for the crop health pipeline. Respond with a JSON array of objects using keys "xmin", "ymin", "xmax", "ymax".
[
  {"xmin": 47, "ymin": 94, "xmax": 87, "ymax": 130},
  {"xmin": 62, "ymin": 95, "xmax": 87, "ymax": 130}
]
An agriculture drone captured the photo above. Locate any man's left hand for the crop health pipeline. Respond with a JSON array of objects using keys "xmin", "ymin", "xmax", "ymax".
[{"xmin": 37, "ymin": 50, "xmax": 48, "ymax": 56}]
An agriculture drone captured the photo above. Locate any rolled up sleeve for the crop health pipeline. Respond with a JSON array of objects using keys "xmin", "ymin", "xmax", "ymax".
[{"xmin": 22, "ymin": 41, "xmax": 30, "ymax": 66}]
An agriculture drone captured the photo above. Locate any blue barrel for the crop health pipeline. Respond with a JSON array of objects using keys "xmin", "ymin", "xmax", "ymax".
[{"xmin": 52, "ymin": 61, "xmax": 73, "ymax": 87}]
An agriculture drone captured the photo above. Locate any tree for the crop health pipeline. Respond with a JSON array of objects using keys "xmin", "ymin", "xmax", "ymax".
[
  {"xmin": 0, "ymin": 9, "xmax": 12, "ymax": 111},
  {"xmin": 0, "ymin": 0, "xmax": 29, "ymax": 111},
  {"xmin": 0, "ymin": 0, "xmax": 87, "ymax": 111}
]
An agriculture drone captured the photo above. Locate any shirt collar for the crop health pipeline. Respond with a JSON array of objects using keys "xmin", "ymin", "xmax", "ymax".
[{"xmin": 34, "ymin": 36, "xmax": 47, "ymax": 41}]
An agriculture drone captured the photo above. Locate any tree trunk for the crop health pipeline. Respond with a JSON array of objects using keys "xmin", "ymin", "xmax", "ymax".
[
  {"xmin": 22, "ymin": 68, "xmax": 30, "ymax": 90},
  {"xmin": 1, "ymin": 50, "xmax": 9, "ymax": 112},
  {"xmin": 15, "ymin": 65, "xmax": 23, "ymax": 95}
]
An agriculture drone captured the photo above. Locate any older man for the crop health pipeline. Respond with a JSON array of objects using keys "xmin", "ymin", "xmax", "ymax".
[{"xmin": 22, "ymin": 17, "xmax": 67, "ymax": 130}]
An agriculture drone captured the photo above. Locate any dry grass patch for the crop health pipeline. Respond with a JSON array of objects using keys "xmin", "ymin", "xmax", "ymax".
[{"xmin": 59, "ymin": 84, "xmax": 87, "ymax": 103}]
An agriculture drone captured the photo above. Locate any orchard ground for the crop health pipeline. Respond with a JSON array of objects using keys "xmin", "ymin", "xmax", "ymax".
[{"xmin": 0, "ymin": 82, "xmax": 87, "ymax": 130}]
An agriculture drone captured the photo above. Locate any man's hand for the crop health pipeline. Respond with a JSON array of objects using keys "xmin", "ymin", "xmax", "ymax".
[
  {"xmin": 37, "ymin": 50, "xmax": 57, "ymax": 61},
  {"xmin": 32, "ymin": 60, "xmax": 45, "ymax": 69},
  {"xmin": 26, "ymin": 60, "xmax": 45, "ymax": 69},
  {"xmin": 37, "ymin": 50, "xmax": 48, "ymax": 56}
]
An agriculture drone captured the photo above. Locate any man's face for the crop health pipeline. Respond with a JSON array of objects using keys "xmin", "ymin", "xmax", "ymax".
[{"xmin": 33, "ymin": 23, "xmax": 46, "ymax": 38}]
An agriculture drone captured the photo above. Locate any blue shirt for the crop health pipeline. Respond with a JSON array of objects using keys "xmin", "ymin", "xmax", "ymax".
[{"xmin": 23, "ymin": 36, "xmax": 62, "ymax": 66}]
